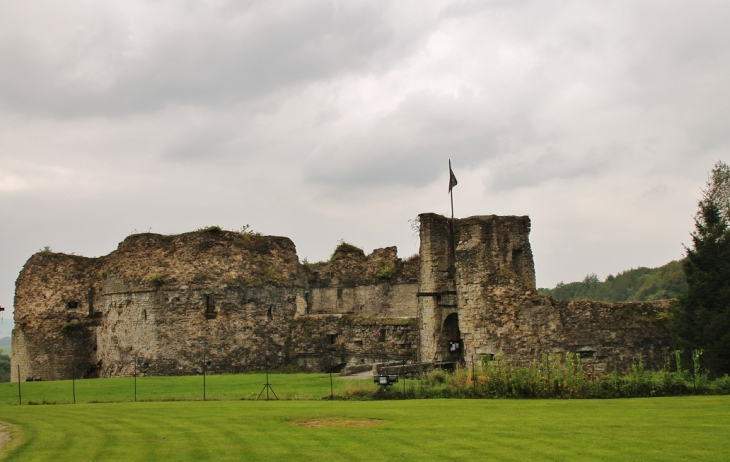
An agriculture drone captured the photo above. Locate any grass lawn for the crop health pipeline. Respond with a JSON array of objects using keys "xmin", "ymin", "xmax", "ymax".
[
  {"xmin": 0, "ymin": 396, "xmax": 728, "ymax": 461},
  {"xmin": 0, "ymin": 373, "xmax": 379, "ymax": 405}
]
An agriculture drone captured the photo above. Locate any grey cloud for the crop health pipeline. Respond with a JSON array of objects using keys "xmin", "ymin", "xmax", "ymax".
[
  {"xmin": 0, "ymin": 1, "xmax": 432, "ymax": 117},
  {"xmin": 303, "ymin": 91, "xmax": 501, "ymax": 189},
  {"xmin": 163, "ymin": 131, "xmax": 232, "ymax": 163},
  {"xmin": 489, "ymin": 152, "xmax": 613, "ymax": 192}
]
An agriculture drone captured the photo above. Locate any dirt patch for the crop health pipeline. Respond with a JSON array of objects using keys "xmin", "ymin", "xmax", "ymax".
[
  {"xmin": 0, "ymin": 425, "xmax": 10, "ymax": 450},
  {"xmin": 293, "ymin": 418, "xmax": 385, "ymax": 428}
]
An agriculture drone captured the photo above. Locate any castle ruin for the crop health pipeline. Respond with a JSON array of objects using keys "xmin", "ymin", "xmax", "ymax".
[{"xmin": 10, "ymin": 213, "xmax": 672, "ymax": 381}]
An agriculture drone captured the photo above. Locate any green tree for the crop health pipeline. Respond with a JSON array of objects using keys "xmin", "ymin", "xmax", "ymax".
[
  {"xmin": 0, "ymin": 353, "xmax": 9, "ymax": 382},
  {"xmin": 673, "ymin": 161, "xmax": 730, "ymax": 376}
]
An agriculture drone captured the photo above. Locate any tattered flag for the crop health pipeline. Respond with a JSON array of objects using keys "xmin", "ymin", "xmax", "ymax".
[{"xmin": 448, "ymin": 160, "xmax": 458, "ymax": 193}]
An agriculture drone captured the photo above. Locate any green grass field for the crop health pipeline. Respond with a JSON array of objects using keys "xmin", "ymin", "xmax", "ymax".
[
  {"xmin": 0, "ymin": 373, "xmax": 379, "ymax": 404},
  {"xmin": 0, "ymin": 396, "xmax": 728, "ymax": 461},
  {"xmin": 0, "ymin": 346, "xmax": 9, "ymax": 356}
]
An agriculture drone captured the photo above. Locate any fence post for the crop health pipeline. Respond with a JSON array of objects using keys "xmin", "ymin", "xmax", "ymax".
[
  {"xmin": 72, "ymin": 359, "xmax": 76, "ymax": 404},
  {"xmin": 472, "ymin": 355, "xmax": 476, "ymax": 394},
  {"xmin": 203, "ymin": 354, "xmax": 207, "ymax": 402},
  {"xmin": 134, "ymin": 357, "xmax": 137, "ymax": 402},
  {"xmin": 329, "ymin": 369, "xmax": 333, "ymax": 400},
  {"xmin": 17, "ymin": 365, "xmax": 22, "ymax": 405}
]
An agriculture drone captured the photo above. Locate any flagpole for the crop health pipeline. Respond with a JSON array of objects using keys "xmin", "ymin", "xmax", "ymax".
[
  {"xmin": 449, "ymin": 159, "xmax": 455, "ymax": 220},
  {"xmin": 449, "ymin": 159, "xmax": 456, "ymax": 263}
]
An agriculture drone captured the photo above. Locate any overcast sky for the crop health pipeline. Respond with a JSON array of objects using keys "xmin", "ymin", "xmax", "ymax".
[{"xmin": 1, "ymin": 0, "xmax": 728, "ymax": 337}]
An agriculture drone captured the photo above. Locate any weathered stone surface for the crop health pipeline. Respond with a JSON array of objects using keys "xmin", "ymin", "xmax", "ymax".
[
  {"xmin": 11, "ymin": 230, "xmax": 418, "ymax": 380},
  {"xmin": 418, "ymin": 213, "xmax": 672, "ymax": 373},
  {"xmin": 12, "ymin": 213, "xmax": 673, "ymax": 381},
  {"xmin": 290, "ymin": 314, "xmax": 418, "ymax": 371}
]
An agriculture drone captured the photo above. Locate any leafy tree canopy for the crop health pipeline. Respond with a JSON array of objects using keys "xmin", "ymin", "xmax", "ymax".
[{"xmin": 538, "ymin": 260, "xmax": 687, "ymax": 303}]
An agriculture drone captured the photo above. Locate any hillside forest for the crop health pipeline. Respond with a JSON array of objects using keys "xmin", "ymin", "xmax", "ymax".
[{"xmin": 538, "ymin": 260, "xmax": 687, "ymax": 302}]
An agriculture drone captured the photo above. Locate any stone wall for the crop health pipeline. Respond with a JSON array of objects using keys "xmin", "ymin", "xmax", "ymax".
[
  {"xmin": 11, "ymin": 252, "xmax": 103, "ymax": 382},
  {"xmin": 96, "ymin": 285, "xmax": 305, "ymax": 376},
  {"xmin": 305, "ymin": 245, "xmax": 419, "ymax": 317},
  {"xmin": 308, "ymin": 284, "xmax": 418, "ymax": 317},
  {"xmin": 418, "ymin": 213, "xmax": 672, "ymax": 373},
  {"xmin": 290, "ymin": 314, "xmax": 419, "ymax": 371},
  {"xmin": 11, "ymin": 229, "xmax": 419, "ymax": 380},
  {"xmin": 12, "ymin": 213, "xmax": 675, "ymax": 381},
  {"xmin": 464, "ymin": 282, "xmax": 672, "ymax": 373}
]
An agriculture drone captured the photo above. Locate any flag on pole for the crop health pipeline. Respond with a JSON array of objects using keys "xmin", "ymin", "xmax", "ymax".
[{"xmin": 448, "ymin": 159, "xmax": 458, "ymax": 193}]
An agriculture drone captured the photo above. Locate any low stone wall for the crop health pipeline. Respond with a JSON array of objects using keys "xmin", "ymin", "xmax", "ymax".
[
  {"xmin": 308, "ymin": 283, "xmax": 418, "ymax": 317},
  {"xmin": 376, "ymin": 362, "xmax": 435, "ymax": 379},
  {"xmin": 290, "ymin": 314, "xmax": 420, "ymax": 372},
  {"xmin": 466, "ymin": 290, "xmax": 673, "ymax": 374}
]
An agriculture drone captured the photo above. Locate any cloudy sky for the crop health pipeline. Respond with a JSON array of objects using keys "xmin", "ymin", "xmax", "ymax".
[{"xmin": 1, "ymin": 0, "xmax": 728, "ymax": 337}]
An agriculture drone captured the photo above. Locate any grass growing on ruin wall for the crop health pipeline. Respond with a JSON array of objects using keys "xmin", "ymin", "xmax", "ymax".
[{"xmin": 0, "ymin": 397, "xmax": 729, "ymax": 461}]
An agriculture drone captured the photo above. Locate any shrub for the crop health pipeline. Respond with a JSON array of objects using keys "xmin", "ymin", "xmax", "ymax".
[
  {"xmin": 149, "ymin": 273, "xmax": 165, "ymax": 288},
  {"xmin": 330, "ymin": 241, "xmax": 365, "ymax": 262},
  {"xmin": 99, "ymin": 269, "xmax": 108, "ymax": 280},
  {"xmin": 199, "ymin": 225, "xmax": 222, "ymax": 233},
  {"xmin": 0, "ymin": 353, "xmax": 10, "ymax": 382},
  {"xmin": 377, "ymin": 262, "xmax": 396, "ymax": 279}
]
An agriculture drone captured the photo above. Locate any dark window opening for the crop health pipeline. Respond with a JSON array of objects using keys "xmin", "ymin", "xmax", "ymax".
[
  {"xmin": 142, "ymin": 309, "xmax": 147, "ymax": 321},
  {"xmin": 66, "ymin": 301, "xmax": 79, "ymax": 309},
  {"xmin": 512, "ymin": 248, "xmax": 524, "ymax": 275},
  {"xmin": 267, "ymin": 306, "xmax": 273, "ymax": 320},
  {"xmin": 579, "ymin": 351, "xmax": 595, "ymax": 359},
  {"xmin": 327, "ymin": 333, "xmax": 338, "ymax": 345},
  {"xmin": 205, "ymin": 294, "xmax": 216, "ymax": 319},
  {"xmin": 88, "ymin": 288, "xmax": 95, "ymax": 315},
  {"xmin": 336, "ymin": 288, "xmax": 343, "ymax": 300},
  {"xmin": 379, "ymin": 329, "xmax": 386, "ymax": 342},
  {"xmin": 354, "ymin": 340, "xmax": 363, "ymax": 347}
]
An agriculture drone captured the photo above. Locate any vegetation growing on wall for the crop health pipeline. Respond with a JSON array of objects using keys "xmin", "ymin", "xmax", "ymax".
[
  {"xmin": 377, "ymin": 262, "xmax": 396, "ymax": 279},
  {"xmin": 343, "ymin": 352, "xmax": 730, "ymax": 400},
  {"xmin": 538, "ymin": 260, "xmax": 687, "ymax": 302},
  {"xmin": 198, "ymin": 225, "xmax": 222, "ymax": 233},
  {"xmin": 149, "ymin": 273, "xmax": 166, "ymax": 288},
  {"xmin": 330, "ymin": 241, "xmax": 366, "ymax": 262}
]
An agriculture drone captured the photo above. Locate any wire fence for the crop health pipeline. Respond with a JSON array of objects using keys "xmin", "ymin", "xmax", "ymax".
[
  {"xmin": 6, "ymin": 357, "xmax": 406, "ymax": 405},
  {"xmin": 7, "ymin": 352, "xmax": 730, "ymax": 405}
]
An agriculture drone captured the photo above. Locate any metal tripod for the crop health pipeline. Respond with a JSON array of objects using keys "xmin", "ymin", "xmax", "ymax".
[{"xmin": 256, "ymin": 365, "xmax": 278, "ymax": 400}]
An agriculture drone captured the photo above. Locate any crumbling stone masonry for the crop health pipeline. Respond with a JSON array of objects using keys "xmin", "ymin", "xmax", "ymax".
[{"xmin": 11, "ymin": 213, "xmax": 672, "ymax": 382}]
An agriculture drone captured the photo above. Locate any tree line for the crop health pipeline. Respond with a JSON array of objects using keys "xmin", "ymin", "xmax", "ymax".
[{"xmin": 538, "ymin": 259, "xmax": 687, "ymax": 303}]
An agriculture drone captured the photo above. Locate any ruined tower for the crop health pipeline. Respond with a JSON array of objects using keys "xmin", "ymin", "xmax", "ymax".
[{"xmin": 417, "ymin": 213, "xmax": 535, "ymax": 364}]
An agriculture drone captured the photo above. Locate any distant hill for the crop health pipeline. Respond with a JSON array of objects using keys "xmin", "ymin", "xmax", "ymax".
[
  {"xmin": 0, "ymin": 337, "xmax": 10, "ymax": 346},
  {"xmin": 538, "ymin": 260, "xmax": 687, "ymax": 302}
]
